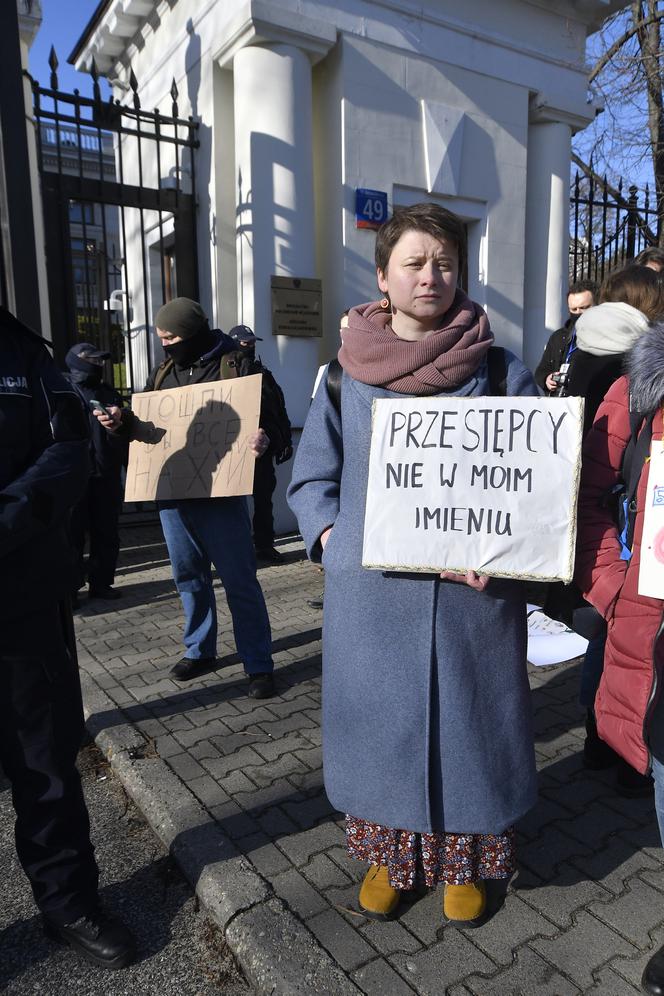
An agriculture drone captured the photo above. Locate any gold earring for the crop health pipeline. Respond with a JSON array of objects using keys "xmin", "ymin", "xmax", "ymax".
[{"xmin": 380, "ymin": 297, "xmax": 390, "ymax": 309}]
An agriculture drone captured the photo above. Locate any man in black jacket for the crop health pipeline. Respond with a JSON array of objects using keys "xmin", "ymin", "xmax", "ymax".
[
  {"xmin": 226, "ymin": 325, "xmax": 293, "ymax": 564},
  {"xmin": 65, "ymin": 342, "xmax": 128, "ymax": 602},
  {"xmin": 96, "ymin": 298, "xmax": 275, "ymax": 696},
  {"xmin": 0, "ymin": 308, "xmax": 134, "ymax": 968},
  {"xmin": 534, "ymin": 279, "xmax": 597, "ymax": 393}
]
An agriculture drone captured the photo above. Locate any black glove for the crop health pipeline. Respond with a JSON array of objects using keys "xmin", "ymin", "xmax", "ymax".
[{"xmin": 275, "ymin": 444, "xmax": 293, "ymax": 465}]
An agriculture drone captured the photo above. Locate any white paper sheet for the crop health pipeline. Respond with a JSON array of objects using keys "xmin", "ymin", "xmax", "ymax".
[{"xmin": 526, "ymin": 604, "xmax": 588, "ymax": 667}]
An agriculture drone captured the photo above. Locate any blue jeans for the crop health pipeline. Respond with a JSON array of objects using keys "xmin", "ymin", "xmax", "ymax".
[
  {"xmin": 650, "ymin": 690, "xmax": 664, "ymax": 846},
  {"xmin": 159, "ymin": 497, "xmax": 273, "ymax": 674},
  {"xmin": 579, "ymin": 632, "xmax": 607, "ymax": 709}
]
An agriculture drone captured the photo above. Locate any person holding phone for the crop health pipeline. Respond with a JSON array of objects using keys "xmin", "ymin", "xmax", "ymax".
[
  {"xmin": 64, "ymin": 342, "xmax": 128, "ymax": 603},
  {"xmin": 93, "ymin": 298, "xmax": 275, "ymax": 698}
]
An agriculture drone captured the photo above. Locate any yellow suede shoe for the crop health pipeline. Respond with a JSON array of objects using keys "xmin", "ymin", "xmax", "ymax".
[
  {"xmin": 358, "ymin": 864, "xmax": 400, "ymax": 919},
  {"xmin": 443, "ymin": 881, "xmax": 487, "ymax": 927}
]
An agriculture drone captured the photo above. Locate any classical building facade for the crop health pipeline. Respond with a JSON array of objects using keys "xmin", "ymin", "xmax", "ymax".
[{"xmin": 70, "ymin": 0, "xmax": 628, "ymax": 526}]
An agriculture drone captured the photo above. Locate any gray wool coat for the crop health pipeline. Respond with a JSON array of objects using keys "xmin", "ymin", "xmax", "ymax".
[{"xmin": 287, "ymin": 351, "xmax": 539, "ymax": 835}]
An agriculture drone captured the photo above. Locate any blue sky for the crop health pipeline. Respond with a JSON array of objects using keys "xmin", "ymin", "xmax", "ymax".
[{"xmin": 28, "ymin": 0, "xmax": 108, "ymax": 96}]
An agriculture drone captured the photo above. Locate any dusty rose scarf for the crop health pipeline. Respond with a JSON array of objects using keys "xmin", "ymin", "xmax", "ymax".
[{"xmin": 338, "ymin": 291, "xmax": 494, "ymax": 395}]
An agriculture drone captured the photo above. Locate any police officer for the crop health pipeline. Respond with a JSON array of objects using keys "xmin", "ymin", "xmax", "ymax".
[{"xmin": 0, "ymin": 307, "xmax": 135, "ymax": 968}]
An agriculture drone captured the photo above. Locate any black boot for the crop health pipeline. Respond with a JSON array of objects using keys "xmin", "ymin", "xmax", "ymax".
[
  {"xmin": 584, "ymin": 709, "xmax": 620, "ymax": 770},
  {"xmin": 615, "ymin": 758, "xmax": 654, "ymax": 797},
  {"xmin": 642, "ymin": 942, "xmax": 664, "ymax": 994},
  {"xmin": 44, "ymin": 909, "xmax": 136, "ymax": 969}
]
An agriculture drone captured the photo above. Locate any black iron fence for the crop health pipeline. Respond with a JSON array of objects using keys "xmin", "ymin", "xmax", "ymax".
[
  {"xmin": 569, "ymin": 154, "xmax": 659, "ymax": 283},
  {"xmin": 31, "ymin": 50, "xmax": 199, "ymax": 394}
]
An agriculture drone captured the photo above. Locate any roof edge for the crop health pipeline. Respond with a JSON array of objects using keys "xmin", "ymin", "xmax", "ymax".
[{"xmin": 67, "ymin": 0, "xmax": 113, "ymax": 65}]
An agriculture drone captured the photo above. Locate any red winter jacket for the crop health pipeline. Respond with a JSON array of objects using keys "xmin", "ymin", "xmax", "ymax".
[{"xmin": 575, "ymin": 375, "xmax": 664, "ymax": 774}]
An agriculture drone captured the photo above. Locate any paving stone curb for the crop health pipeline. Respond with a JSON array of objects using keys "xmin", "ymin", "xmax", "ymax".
[{"xmin": 81, "ymin": 674, "xmax": 360, "ymax": 996}]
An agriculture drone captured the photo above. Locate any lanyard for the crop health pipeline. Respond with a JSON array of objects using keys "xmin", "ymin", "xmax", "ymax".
[{"xmin": 563, "ymin": 329, "xmax": 577, "ymax": 365}]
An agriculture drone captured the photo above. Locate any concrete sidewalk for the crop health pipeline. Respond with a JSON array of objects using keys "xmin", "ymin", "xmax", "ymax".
[{"xmin": 75, "ymin": 526, "xmax": 664, "ymax": 995}]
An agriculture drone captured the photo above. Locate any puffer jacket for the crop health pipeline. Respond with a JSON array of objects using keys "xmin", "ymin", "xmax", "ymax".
[{"xmin": 575, "ymin": 326, "xmax": 664, "ymax": 774}]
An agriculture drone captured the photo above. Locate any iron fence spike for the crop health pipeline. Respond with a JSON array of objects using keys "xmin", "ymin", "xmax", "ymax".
[{"xmin": 48, "ymin": 46, "xmax": 59, "ymax": 89}]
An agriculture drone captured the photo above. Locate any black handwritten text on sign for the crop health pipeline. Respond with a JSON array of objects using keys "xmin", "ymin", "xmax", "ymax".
[
  {"xmin": 124, "ymin": 375, "xmax": 261, "ymax": 502},
  {"xmin": 362, "ymin": 396, "xmax": 584, "ymax": 582}
]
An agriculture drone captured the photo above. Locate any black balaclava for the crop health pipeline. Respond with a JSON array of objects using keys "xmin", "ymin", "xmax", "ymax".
[
  {"xmin": 156, "ymin": 297, "xmax": 216, "ymax": 369},
  {"xmin": 65, "ymin": 345, "xmax": 106, "ymax": 386},
  {"xmin": 162, "ymin": 330, "xmax": 217, "ymax": 368},
  {"xmin": 236, "ymin": 342, "xmax": 256, "ymax": 376}
]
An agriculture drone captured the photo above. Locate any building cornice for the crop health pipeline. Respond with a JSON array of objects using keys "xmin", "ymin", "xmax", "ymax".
[
  {"xmin": 214, "ymin": 0, "xmax": 336, "ymax": 68},
  {"xmin": 528, "ymin": 90, "xmax": 603, "ymax": 133},
  {"xmin": 18, "ymin": 0, "xmax": 43, "ymax": 48},
  {"xmin": 69, "ymin": 0, "xmax": 155, "ymax": 73},
  {"xmin": 68, "ymin": 0, "xmax": 630, "ymax": 80}
]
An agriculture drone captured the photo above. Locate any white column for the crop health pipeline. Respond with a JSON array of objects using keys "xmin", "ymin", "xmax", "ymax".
[
  {"xmin": 523, "ymin": 120, "xmax": 571, "ymax": 374},
  {"xmin": 233, "ymin": 43, "xmax": 318, "ymax": 429}
]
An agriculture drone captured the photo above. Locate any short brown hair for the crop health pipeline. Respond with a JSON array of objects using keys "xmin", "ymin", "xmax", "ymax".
[
  {"xmin": 634, "ymin": 246, "xmax": 664, "ymax": 270},
  {"xmin": 599, "ymin": 265, "xmax": 664, "ymax": 322},
  {"xmin": 375, "ymin": 203, "xmax": 466, "ymax": 275}
]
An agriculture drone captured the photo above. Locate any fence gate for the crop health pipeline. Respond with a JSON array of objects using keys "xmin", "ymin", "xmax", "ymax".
[{"xmin": 32, "ymin": 52, "xmax": 199, "ymax": 395}]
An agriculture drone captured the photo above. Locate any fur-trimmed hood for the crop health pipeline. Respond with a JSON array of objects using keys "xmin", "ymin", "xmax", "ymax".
[{"xmin": 627, "ymin": 321, "xmax": 664, "ymax": 413}]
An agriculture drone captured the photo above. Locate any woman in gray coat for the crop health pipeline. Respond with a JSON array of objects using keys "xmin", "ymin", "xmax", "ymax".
[{"xmin": 287, "ymin": 203, "xmax": 538, "ymax": 926}]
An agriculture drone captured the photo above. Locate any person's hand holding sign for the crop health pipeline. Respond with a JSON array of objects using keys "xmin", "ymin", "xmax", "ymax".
[
  {"xmin": 439, "ymin": 569, "xmax": 489, "ymax": 592},
  {"xmin": 248, "ymin": 428, "xmax": 270, "ymax": 457}
]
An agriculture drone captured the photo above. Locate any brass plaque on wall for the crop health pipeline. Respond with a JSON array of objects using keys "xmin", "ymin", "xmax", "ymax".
[{"xmin": 271, "ymin": 276, "xmax": 322, "ymax": 337}]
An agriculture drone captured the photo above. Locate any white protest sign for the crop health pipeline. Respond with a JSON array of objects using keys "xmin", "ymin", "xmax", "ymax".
[
  {"xmin": 124, "ymin": 375, "xmax": 261, "ymax": 502},
  {"xmin": 638, "ymin": 441, "xmax": 664, "ymax": 599},
  {"xmin": 362, "ymin": 396, "xmax": 584, "ymax": 582}
]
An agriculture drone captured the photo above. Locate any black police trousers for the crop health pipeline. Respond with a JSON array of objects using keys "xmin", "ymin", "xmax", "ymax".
[
  {"xmin": 0, "ymin": 601, "xmax": 99, "ymax": 924},
  {"xmin": 70, "ymin": 473, "xmax": 123, "ymax": 592},
  {"xmin": 252, "ymin": 453, "xmax": 277, "ymax": 550}
]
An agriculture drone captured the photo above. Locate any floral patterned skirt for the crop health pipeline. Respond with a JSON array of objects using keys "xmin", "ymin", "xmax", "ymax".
[{"xmin": 345, "ymin": 816, "xmax": 516, "ymax": 890}]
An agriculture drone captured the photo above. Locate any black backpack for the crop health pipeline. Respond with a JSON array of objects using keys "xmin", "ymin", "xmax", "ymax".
[{"xmin": 325, "ymin": 346, "xmax": 508, "ymax": 414}]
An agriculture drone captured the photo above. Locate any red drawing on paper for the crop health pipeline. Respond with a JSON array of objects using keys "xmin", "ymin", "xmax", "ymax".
[{"xmin": 654, "ymin": 527, "xmax": 664, "ymax": 564}]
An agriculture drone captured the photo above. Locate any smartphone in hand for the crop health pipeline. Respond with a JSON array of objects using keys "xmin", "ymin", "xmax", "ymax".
[{"xmin": 89, "ymin": 399, "xmax": 112, "ymax": 417}]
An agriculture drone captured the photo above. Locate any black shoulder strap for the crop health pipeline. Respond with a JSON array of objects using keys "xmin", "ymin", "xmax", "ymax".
[
  {"xmin": 623, "ymin": 409, "xmax": 654, "ymax": 501},
  {"xmin": 326, "ymin": 358, "xmax": 343, "ymax": 416},
  {"xmin": 619, "ymin": 405, "xmax": 655, "ymax": 551},
  {"xmin": 152, "ymin": 358, "xmax": 174, "ymax": 392},
  {"xmin": 487, "ymin": 346, "xmax": 507, "ymax": 397}
]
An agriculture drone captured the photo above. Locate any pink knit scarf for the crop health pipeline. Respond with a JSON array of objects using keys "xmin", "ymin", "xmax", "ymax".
[{"xmin": 338, "ymin": 291, "xmax": 494, "ymax": 395}]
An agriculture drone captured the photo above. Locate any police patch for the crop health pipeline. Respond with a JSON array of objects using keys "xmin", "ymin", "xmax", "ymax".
[{"xmin": 0, "ymin": 375, "xmax": 29, "ymax": 391}]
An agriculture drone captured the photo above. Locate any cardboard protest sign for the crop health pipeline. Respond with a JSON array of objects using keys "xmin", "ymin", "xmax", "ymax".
[
  {"xmin": 124, "ymin": 374, "xmax": 261, "ymax": 502},
  {"xmin": 638, "ymin": 441, "xmax": 664, "ymax": 598},
  {"xmin": 362, "ymin": 396, "xmax": 584, "ymax": 582}
]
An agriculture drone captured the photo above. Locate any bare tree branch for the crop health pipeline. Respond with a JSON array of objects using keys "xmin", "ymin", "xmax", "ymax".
[{"xmin": 589, "ymin": 10, "xmax": 664, "ymax": 82}]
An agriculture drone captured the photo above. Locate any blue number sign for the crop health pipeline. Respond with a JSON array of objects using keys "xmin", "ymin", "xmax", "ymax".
[{"xmin": 355, "ymin": 188, "xmax": 388, "ymax": 230}]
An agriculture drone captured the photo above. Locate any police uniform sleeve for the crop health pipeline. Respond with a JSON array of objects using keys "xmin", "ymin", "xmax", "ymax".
[{"xmin": 0, "ymin": 341, "xmax": 90, "ymax": 557}]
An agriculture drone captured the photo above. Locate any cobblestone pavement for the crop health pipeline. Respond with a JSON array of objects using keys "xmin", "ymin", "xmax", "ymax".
[{"xmin": 74, "ymin": 525, "xmax": 664, "ymax": 995}]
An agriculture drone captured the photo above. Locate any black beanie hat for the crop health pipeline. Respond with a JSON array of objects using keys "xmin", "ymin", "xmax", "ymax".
[{"xmin": 155, "ymin": 297, "xmax": 209, "ymax": 340}]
